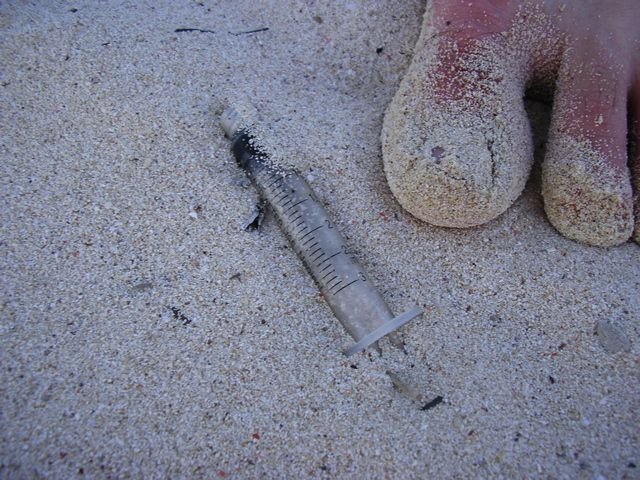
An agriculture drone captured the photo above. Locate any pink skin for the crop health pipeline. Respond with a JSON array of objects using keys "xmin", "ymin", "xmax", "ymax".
[{"xmin": 413, "ymin": 0, "xmax": 640, "ymax": 244}]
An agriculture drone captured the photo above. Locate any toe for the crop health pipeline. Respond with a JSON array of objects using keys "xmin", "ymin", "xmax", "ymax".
[
  {"xmin": 631, "ymin": 88, "xmax": 640, "ymax": 244},
  {"xmin": 382, "ymin": 2, "xmax": 534, "ymax": 228},
  {"xmin": 542, "ymin": 40, "xmax": 634, "ymax": 247}
]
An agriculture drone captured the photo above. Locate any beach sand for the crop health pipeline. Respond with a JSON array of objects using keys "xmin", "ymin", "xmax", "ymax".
[{"xmin": 1, "ymin": 1, "xmax": 638, "ymax": 478}]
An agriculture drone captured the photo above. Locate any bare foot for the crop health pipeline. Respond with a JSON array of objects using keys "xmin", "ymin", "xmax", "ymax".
[{"xmin": 382, "ymin": 0, "xmax": 640, "ymax": 247}]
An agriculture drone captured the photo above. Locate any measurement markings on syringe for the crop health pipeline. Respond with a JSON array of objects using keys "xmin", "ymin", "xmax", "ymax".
[
  {"xmin": 299, "ymin": 225, "xmax": 323, "ymax": 244},
  {"xmin": 299, "ymin": 225, "xmax": 361, "ymax": 292},
  {"xmin": 303, "ymin": 240, "xmax": 362, "ymax": 295},
  {"xmin": 253, "ymin": 167, "xmax": 367, "ymax": 296},
  {"xmin": 283, "ymin": 199, "xmax": 308, "ymax": 216}
]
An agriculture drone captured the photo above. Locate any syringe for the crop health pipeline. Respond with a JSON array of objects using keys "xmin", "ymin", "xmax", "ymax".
[{"xmin": 220, "ymin": 105, "xmax": 423, "ymax": 356}]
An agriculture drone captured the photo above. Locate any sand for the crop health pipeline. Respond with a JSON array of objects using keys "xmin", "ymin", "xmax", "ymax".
[{"xmin": 1, "ymin": 1, "xmax": 638, "ymax": 478}]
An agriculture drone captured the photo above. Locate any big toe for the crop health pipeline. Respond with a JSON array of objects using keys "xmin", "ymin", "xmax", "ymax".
[
  {"xmin": 382, "ymin": 5, "xmax": 533, "ymax": 228},
  {"xmin": 542, "ymin": 40, "xmax": 634, "ymax": 247}
]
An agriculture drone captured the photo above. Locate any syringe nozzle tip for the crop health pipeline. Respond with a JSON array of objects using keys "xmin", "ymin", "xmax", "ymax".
[
  {"xmin": 220, "ymin": 106, "xmax": 242, "ymax": 137},
  {"xmin": 220, "ymin": 102, "xmax": 259, "ymax": 138}
]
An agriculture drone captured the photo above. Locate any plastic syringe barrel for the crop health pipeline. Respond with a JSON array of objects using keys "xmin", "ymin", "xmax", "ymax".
[{"xmin": 229, "ymin": 129, "xmax": 404, "ymax": 352}]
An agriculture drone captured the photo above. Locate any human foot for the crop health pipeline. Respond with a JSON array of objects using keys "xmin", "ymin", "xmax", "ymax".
[{"xmin": 382, "ymin": 0, "xmax": 640, "ymax": 247}]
